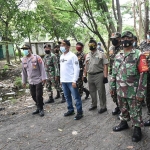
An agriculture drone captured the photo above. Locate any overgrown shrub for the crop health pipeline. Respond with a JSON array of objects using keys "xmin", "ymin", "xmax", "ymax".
[{"xmin": 14, "ymin": 77, "xmax": 22, "ymax": 89}]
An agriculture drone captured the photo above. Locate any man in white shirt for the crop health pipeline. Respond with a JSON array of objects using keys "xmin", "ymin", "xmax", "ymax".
[{"xmin": 59, "ymin": 40, "xmax": 83, "ymax": 120}]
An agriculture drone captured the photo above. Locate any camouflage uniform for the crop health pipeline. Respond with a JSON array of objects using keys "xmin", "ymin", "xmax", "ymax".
[
  {"xmin": 109, "ymin": 45, "xmax": 122, "ymax": 114},
  {"xmin": 76, "ymin": 51, "xmax": 90, "ymax": 98},
  {"xmin": 139, "ymin": 41, "xmax": 150, "ymax": 114},
  {"xmin": 43, "ymin": 52, "xmax": 62, "ymax": 98},
  {"xmin": 110, "ymin": 49, "xmax": 147, "ymax": 127}
]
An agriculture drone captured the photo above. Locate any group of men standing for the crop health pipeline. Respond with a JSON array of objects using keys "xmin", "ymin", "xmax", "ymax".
[{"xmin": 21, "ymin": 30, "xmax": 150, "ymax": 143}]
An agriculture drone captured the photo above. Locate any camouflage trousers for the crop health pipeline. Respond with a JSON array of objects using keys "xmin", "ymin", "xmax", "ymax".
[
  {"xmin": 112, "ymin": 91, "xmax": 119, "ymax": 106},
  {"xmin": 118, "ymin": 96, "xmax": 143, "ymax": 127},
  {"xmin": 76, "ymin": 77, "xmax": 84, "ymax": 97},
  {"xmin": 46, "ymin": 77, "xmax": 62, "ymax": 97},
  {"xmin": 146, "ymin": 73, "xmax": 150, "ymax": 114}
]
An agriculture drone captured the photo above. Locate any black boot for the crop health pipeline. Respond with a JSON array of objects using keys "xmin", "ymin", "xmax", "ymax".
[
  {"xmin": 113, "ymin": 121, "xmax": 129, "ymax": 132},
  {"xmin": 32, "ymin": 109, "xmax": 39, "ymax": 115},
  {"xmin": 39, "ymin": 109, "xmax": 44, "ymax": 117},
  {"xmin": 144, "ymin": 120, "xmax": 150, "ymax": 126},
  {"xmin": 112, "ymin": 107, "xmax": 121, "ymax": 115},
  {"xmin": 61, "ymin": 94, "xmax": 66, "ymax": 103},
  {"xmin": 132, "ymin": 126, "xmax": 142, "ymax": 142},
  {"xmin": 55, "ymin": 90, "xmax": 60, "ymax": 99},
  {"xmin": 83, "ymin": 88, "xmax": 90, "ymax": 100},
  {"xmin": 45, "ymin": 96, "xmax": 54, "ymax": 104}
]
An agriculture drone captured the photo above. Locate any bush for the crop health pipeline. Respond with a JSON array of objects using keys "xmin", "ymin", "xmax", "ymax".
[
  {"xmin": 0, "ymin": 65, "xmax": 9, "ymax": 77},
  {"xmin": 14, "ymin": 77, "xmax": 22, "ymax": 89}
]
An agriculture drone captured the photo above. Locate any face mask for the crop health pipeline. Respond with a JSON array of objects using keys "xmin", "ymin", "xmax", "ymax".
[
  {"xmin": 133, "ymin": 42, "xmax": 137, "ymax": 47},
  {"xmin": 23, "ymin": 50, "xmax": 29, "ymax": 56},
  {"xmin": 122, "ymin": 40, "xmax": 133, "ymax": 47},
  {"xmin": 45, "ymin": 50, "xmax": 50, "ymax": 54},
  {"xmin": 60, "ymin": 46, "xmax": 66, "ymax": 53},
  {"xmin": 97, "ymin": 45, "xmax": 100, "ymax": 49},
  {"xmin": 76, "ymin": 46, "xmax": 82, "ymax": 51},
  {"xmin": 147, "ymin": 34, "xmax": 150, "ymax": 40},
  {"xmin": 55, "ymin": 50, "xmax": 59, "ymax": 53},
  {"xmin": 112, "ymin": 39, "xmax": 119, "ymax": 46},
  {"xmin": 89, "ymin": 46, "xmax": 95, "ymax": 51},
  {"xmin": 88, "ymin": 43, "xmax": 96, "ymax": 51}
]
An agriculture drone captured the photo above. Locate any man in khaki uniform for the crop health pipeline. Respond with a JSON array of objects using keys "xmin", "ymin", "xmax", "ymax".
[{"xmin": 84, "ymin": 38, "xmax": 109, "ymax": 113}]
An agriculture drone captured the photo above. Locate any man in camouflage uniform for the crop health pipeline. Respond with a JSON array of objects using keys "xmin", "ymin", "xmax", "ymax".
[
  {"xmin": 110, "ymin": 31, "xmax": 148, "ymax": 142},
  {"xmin": 43, "ymin": 44, "xmax": 65, "ymax": 103},
  {"xmin": 54, "ymin": 45, "xmax": 66, "ymax": 103},
  {"xmin": 109, "ymin": 32, "xmax": 122, "ymax": 115},
  {"xmin": 75, "ymin": 42, "xmax": 89, "ymax": 100},
  {"xmin": 139, "ymin": 30, "xmax": 150, "ymax": 126}
]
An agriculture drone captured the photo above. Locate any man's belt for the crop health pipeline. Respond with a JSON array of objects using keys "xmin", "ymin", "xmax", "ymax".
[{"xmin": 88, "ymin": 71, "xmax": 103, "ymax": 75}]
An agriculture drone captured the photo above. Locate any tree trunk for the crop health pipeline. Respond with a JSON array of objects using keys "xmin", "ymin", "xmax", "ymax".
[
  {"xmin": 5, "ymin": 22, "xmax": 10, "ymax": 64},
  {"xmin": 144, "ymin": 0, "xmax": 149, "ymax": 39},
  {"xmin": 116, "ymin": 0, "xmax": 122, "ymax": 32}
]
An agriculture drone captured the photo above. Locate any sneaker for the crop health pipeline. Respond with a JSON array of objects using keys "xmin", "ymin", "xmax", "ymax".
[
  {"xmin": 98, "ymin": 108, "xmax": 107, "ymax": 114},
  {"xmin": 64, "ymin": 111, "xmax": 75, "ymax": 117},
  {"xmin": 74, "ymin": 113, "xmax": 83, "ymax": 120}
]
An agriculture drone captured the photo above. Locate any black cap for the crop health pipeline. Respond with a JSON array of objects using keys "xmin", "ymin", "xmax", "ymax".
[
  {"xmin": 76, "ymin": 42, "xmax": 84, "ymax": 47},
  {"xmin": 58, "ymin": 39, "xmax": 71, "ymax": 46},
  {"xmin": 21, "ymin": 44, "xmax": 31, "ymax": 49},
  {"xmin": 121, "ymin": 31, "xmax": 134, "ymax": 38},
  {"xmin": 44, "ymin": 44, "xmax": 51, "ymax": 48}
]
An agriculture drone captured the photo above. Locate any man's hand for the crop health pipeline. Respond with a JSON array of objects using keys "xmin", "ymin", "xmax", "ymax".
[
  {"xmin": 42, "ymin": 80, "xmax": 46, "ymax": 86},
  {"xmin": 22, "ymin": 83, "xmax": 26, "ymax": 88},
  {"xmin": 136, "ymin": 97, "xmax": 144, "ymax": 101},
  {"xmin": 72, "ymin": 82, "xmax": 77, "ymax": 88},
  {"xmin": 55, "ymin": 76, "xmax": 59, "ymax": 81},
  {"xmin": 110, "ymin": 90, "xmax": 114, "ymax": 96}
]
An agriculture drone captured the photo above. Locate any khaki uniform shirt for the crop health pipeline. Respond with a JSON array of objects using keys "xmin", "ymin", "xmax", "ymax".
[{"xmin": 85, "ymin": 50, "xmax": 109, "ymax": 73}]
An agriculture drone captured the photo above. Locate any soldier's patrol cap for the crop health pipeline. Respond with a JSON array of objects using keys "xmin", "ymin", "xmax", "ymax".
[
  {"xmin": 110, "ymin": 32, "xmax": 121, "ymax": 39},
  {"xmin": 58, "ymin": 40, "xmax": 71, "ymax": 46},
  {"xmin": 121, "ymin": 31, "xmax": 134, "ymax": 38},
  {"xmin": 44, "ymin": 43, "xmax": 51, "ymax": 48},
  {"xmin": 21, "ymin": 44, "xmax": 31, "ymax": 49},
  {"xmin": 76, "ymin": 42, "xmax": 84, "ymax": 47}
]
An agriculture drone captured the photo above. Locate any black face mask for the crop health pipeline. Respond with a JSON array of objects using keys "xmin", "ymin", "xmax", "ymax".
[
  {"xmin": 55, "ymin": 50, "xmax": 59, "ymax": 53},
  {"xmin": 89, "ymin": 46, "xmax": 96, "ymax": 51},
  {"xmin": 122, "ymin": 40, "xmax": 133, "ymax": 47},
  {"xmin": 45, "ymin": 50, "xmax": 50, "ymax": 54},
  {"xmin": 112, "ymin": 39, "xmax": 119, "ymax": 46}
]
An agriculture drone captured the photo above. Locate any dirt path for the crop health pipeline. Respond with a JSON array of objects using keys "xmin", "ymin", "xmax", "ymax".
[{"xmin": 0, "ymin": 83, "xmax": 150, "ymax": 150}]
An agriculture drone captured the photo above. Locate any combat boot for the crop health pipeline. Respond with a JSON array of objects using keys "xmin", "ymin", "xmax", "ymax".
[
  {"xmin": 45, "ymin": 96, "xmax": 54, "ymax": 104},
  {"xmin": 112, "ymin": 107, "xmax": 121, "ymax": 115},
  {"xmin": 55, "ymin": 90, "xmax": 60, "ymax": 99},
  {"xmin": 32, "ymin": 109, "xmax": 39, "ymax": 115},
  {"xmin": 113, "ymin": 121, "xmax": 129, "ymax": 132},
  {"xmin": 39, "ymin": 110, "xmax": 44, "ymax": 117},
  {"xmin": 132, "ymin": 126, "xmax": 142, "ymax": 142},
  {"xmin": 83, "ymin": 88, "xmax": 90, "ymax": 100},
  {"xmin": 60, "ymin": 94, "xmax": 66, "ymax": 103}
]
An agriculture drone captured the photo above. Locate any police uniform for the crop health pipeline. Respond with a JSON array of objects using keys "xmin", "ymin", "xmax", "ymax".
[
  {"xmin": 76, "ymin": 51, "xmax": 89, "ymax": 99},
  {"xmin": 43, "ymin": 52, "xmax": 62, "ymax": 103},
  {"xmin": 22, "ymin": 54, "xmax": 47, "ymax": 111},
  {"xmin": 85, "ymin": 50, "xmax": 109, "ymax": 111}
]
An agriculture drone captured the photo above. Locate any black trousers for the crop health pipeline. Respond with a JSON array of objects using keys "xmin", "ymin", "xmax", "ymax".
[{"xmin": 29, "ymin": 82, "xmax": 44, "ymax": 110}]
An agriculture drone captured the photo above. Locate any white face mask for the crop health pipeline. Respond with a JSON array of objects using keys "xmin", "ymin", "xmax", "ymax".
[{"xmin": 60, "ymin": 46, "xmax": 66, "ymax": 53}]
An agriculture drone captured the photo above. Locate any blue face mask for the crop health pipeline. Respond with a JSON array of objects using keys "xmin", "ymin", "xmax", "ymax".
[
  {"xmin": 23, "ymin": 50, "xmax": 29, "ymax": 56},
  {"xmin": 60, "ymin": 46, "xmax": 66, "ymax": 53},
  {"xmin": 147, "ymin": 34, "xmax": 150, "ymax": 40}
]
